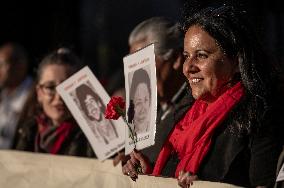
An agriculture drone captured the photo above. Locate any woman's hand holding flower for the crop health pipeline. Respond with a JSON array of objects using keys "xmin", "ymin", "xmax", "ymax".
[{"xmin": 122, "ymin": 150, "xmax": 152, "ymax": 181}]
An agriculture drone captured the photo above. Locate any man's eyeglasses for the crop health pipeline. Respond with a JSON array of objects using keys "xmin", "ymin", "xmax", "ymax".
[{"xmin": 38, "ymin": 83, "xmax": 57, "ymax": 97}]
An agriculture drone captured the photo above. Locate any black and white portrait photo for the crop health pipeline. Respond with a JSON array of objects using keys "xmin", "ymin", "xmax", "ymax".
[
  {"xmin": 56, "ymin": 66, "xmax": 125, "ymax": 160},
  {"xmin": 123, "ymin": 44, "xmax": 157, "ymax": 153},
  {"xmin": 74, "ymin": 82, "xmax": 118, "ymax": 145},
  {"xmin": 128, "ymin": 67, "xmax": 151, "ymax": 134}
]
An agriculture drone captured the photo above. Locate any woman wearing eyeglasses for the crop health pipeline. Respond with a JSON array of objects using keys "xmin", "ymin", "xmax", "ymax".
[{"xmin": 13, "ymin": 48, "xmax": 95, "ymax": 157}]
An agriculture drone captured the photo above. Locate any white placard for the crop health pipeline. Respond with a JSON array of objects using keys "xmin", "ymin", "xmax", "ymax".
[
  {"xmin": 276, "ymin": 162, "xmax": 284, "ymax": 182},
  {"xmin": 56, "ymin": 66, "xmax": 125, "ymax": 160},
  {"xmin": 123, "ymin": 43, "xmax": 157, "ymax": 154}
]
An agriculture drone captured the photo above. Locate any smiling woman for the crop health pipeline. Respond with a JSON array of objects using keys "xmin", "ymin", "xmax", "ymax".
[
  {"xmin": 183, "ymin": 25, "xmax": 240, "ymax": 103},
  {"xmin": 122, "ymin": 5, "xmax": 284, "ymax": 188},
  {"xmin": 12, "ymin": 48, "xmax": 96, "ymax": 158}
]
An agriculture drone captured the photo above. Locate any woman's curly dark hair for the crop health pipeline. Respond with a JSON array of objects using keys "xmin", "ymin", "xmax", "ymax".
[{"xmin": 182, "ymin": 4, "xmax": 281, "ymax": 132}]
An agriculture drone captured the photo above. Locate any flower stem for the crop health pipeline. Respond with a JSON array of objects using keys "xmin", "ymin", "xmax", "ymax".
[
  {"xmin": 122, "ymin": 117, "xmax": 142, "ymax": 173},
  {"xmin": 122, "ymin": 116, "xmax": 136, "ymax": 149}
]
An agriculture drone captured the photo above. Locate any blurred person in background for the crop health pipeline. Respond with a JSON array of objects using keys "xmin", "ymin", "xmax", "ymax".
[
  {"xmin": 13, "ymin": 48, "xmax": 95, "ymax": 157},
  {"xmin": 0, "ymin": 42, "xmax": 33, "ymax": 149},
  {"xmin": 112, "ymin": 17, "xmax": 189, "ymax": 167},
  {"xmin": 126, "ymin": 17, "xmax": 188, "ymax": 165}
]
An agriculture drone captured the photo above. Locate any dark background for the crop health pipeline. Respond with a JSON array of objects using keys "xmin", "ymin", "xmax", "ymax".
[{"xmin": 1, "ymin": 0, "xmax": 283, "ymax": 88}]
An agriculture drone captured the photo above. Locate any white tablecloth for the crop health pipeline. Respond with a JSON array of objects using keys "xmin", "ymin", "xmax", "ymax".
[{"xmin": 0, "ymin": 150, "xmax": 244, "ymax": 188}]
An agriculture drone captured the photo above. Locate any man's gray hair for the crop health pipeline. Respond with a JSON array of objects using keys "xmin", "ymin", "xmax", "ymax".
[{"xmin": 129, "ymin": 17, "xmax": 183, "ymax": 62}]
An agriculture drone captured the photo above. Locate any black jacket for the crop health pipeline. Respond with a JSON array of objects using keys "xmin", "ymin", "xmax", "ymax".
[{"xmin": 160, "ymin": 92, "xmax": 283, "ymax": 188}]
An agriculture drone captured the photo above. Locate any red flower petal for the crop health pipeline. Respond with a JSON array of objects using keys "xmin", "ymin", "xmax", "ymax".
[{"xmin": 105, "ymin": 96, "xmax": 126, "ymax": 120}]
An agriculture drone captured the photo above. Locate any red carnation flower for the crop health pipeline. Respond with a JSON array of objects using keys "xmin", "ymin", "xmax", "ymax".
[
  {"xmin": 105, "ymin": 96, "xmax": 138, "ymax": 153},
  {"xmin": 105, "ymin": 96, "xmax": 126, "ymax": 120}
]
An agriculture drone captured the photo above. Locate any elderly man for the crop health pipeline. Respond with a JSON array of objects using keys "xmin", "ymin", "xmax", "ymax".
[
  {"xmin": 112, "ymin": 17, "xmax": 191, "ymax": 167},
  {"xmin": 0, "ymin": 42, "xmax": 33, "ymax": 149}
]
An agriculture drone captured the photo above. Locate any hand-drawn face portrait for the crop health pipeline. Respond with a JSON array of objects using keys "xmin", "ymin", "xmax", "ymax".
[
  {"xmin": 75, "ymin": 82, "xmax": 118, "ymax": 144},
  {"xmin": 129, "ymin": 68, "xmax": 151, "ymax": 134}
]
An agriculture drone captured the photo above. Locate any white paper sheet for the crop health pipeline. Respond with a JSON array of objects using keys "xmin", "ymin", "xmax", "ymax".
[
  {"xmin": 56, "ymin": 66, "xmax": 125, "ymax": 160},
  {"xmin": 276, "ymin": 162, "xmax": 284, "ymax": 182},
  {"xmin": 123, "ymin": 44, "xmax": 157, "ymax": 154}
]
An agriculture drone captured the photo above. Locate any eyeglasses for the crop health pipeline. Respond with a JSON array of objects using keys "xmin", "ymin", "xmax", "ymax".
[{"xmin": 38, "ymin": 83, "xmax": 57, "ymax": 97}]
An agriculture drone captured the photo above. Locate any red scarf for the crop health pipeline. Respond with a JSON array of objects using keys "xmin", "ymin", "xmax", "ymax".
[
  {"xmin": 152, "ymin": 82, "xmax": 245, "ymax": 177},
  {"xmin": 35, "ymin": 115, "xmax": 76, "ymax": 154}
]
